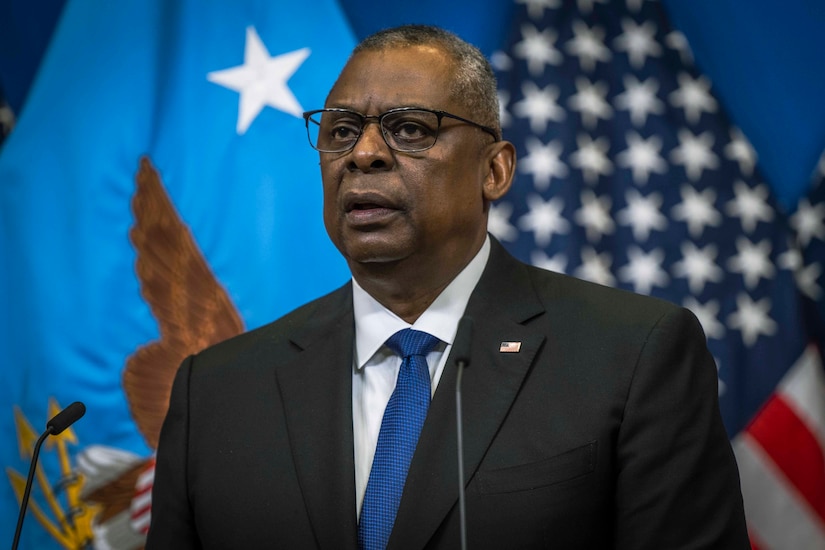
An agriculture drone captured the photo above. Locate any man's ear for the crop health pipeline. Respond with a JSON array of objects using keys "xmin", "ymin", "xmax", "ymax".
[{"xmin": 482, "ymin": 140, "xmax": 516, "ymax": 202}]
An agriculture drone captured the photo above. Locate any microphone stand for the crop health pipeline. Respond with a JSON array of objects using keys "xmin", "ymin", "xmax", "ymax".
[
  {"xmin": 11, "ymin": 402, "xmax": 86, "ymax": 550},
  {"xmin": 453, "ymin": 316, "xmax": 473, "ymax": 550},
  {"xmin": 456, "ymin": 358, "xmax": 468, "ymax": 550},
  {"xmin": 11, "ymin": 429, "xmax": 51, "ymax": 550}
]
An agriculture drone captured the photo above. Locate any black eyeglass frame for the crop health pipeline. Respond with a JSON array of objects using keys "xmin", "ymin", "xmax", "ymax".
[{"xmin": 302, "ymin": 107, "xmax": 500, "ymax": 153}]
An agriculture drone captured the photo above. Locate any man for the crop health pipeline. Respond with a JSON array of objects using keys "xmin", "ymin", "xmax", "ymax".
[{"xmin": 147, "ymin": 25, "xmax": 750, "ymax": 549}]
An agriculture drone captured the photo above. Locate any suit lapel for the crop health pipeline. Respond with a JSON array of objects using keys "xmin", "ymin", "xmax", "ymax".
[
  {"xmin": 389, "ymin": 240, "xmax": 548, "ymax": 549},
  {"xmin": 274, "ymin": 285, "xmax": 359, "ymax": 550}
]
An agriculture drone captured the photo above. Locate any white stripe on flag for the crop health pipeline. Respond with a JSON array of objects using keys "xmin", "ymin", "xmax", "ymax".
[
  {"xmin": 131, "ymin": 489, "xmax": 152, "ymax": 513},
  {"xmin": 734, "ymin": 431, "xmax": 825, "ymax": 549}
]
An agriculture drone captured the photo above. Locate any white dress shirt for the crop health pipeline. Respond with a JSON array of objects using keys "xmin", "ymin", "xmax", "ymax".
[{"xmin": 351, "ymin": 236, "xmax": 491, "ymax": 518}]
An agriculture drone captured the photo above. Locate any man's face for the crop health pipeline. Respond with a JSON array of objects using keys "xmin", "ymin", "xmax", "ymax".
[{"xmin": 320, "ymin": 45, "xmax": 495, "ymax": 279}]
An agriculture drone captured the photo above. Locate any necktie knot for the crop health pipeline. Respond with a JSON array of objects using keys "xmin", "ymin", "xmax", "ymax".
[{"xmin": 385, "ymin": 328, "xmax": 440, "ymax": 359}]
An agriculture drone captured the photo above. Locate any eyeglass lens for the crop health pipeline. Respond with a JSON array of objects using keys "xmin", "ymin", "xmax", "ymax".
[{"xmin": 307, "ymin": 110, "xmax": 441, "ymax": 153}]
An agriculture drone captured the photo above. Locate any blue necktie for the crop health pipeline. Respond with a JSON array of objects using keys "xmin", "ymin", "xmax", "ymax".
[{"xmin": 358, "ymin": 329, "xmax": 440, "ymax": 550}]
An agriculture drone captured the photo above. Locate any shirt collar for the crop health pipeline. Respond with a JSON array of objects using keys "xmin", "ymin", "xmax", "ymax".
[{"xmin": 352, "ymin": 235, "xmax": 491, "ymax": 370}]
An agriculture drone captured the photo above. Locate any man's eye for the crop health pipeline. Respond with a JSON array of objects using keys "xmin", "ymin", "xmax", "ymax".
[
  {"xmin": 329, "ymin": 122, "xmax": 360, "ymax": 141},
  {"xmin": 388, "ymin": 119, "xmax": 435, "ymax": 141}
]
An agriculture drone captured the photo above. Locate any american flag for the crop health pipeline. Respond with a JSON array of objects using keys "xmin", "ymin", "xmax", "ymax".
[{"xmin": 489, "ymin": 0, "xmax": 825, "ymax": 547}]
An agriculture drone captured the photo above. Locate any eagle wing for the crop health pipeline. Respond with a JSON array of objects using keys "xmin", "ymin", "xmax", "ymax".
[{"xmin": 123, "ymin": 157, "xmax": 245, "ymax": 449}]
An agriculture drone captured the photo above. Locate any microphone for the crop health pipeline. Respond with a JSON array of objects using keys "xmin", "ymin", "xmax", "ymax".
[
  {"xmin": 47, "ymin": 401, "xmax": 86, "ymax": 435},
  {"xmin": 12, "ymin": 401, "xmax": 86, "ymax": 550},
  {"xmin": 453, "ymin": 316, "xmax": 473, "ymax": 550}
]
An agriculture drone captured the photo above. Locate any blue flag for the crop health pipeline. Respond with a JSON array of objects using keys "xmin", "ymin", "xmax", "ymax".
[{"xmin": 0, "ymin": 1, "xmax": 354, "ymax": 547}]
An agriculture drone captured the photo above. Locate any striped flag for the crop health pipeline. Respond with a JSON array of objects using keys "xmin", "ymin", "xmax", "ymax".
[{"xmin": 490, "ymin": 0, "xmax": 825, "ymax": 547}]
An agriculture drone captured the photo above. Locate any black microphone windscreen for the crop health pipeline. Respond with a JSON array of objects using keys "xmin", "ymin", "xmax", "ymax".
[
  {"xmin": 46, "ymin": 402, "xmax": 86, "ymax": 435},
  {"xmin": 453, "ymin": 316, "xmax": 474, "ymax": 367}
]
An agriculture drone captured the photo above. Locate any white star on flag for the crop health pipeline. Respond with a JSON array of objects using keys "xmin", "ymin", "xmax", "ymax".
[
  {"xmin": 726, "ymin": 181, "xmax": 775, "ymax": 234},
  {"xmin": 513, "ymin": 81, "xmax": 566, "ymax": 133},
  {"xmin": 728, "ymin": 237, "xmax": 776, "ymax": 289},
  {"xmin": 671, "ymin": 184, "xmax": 723, "ymax": 238},
  {"xmin": 519, "ymin": 137, "xmax": 569, "ymax": 190},
  {"xmin": 518, "ymin": 194, "xmax": 570, "ymax": 246},
  {"xmin": 727, "ymin": 292, "xmax": 778, "ymax": 347},
  {"xmin": 565, "ymin": 21, "xmax": 611, "ymax": 72},
  {"xmin": 575, "ymin": 247, "xmax": 616, "ymax": 286},
  {"xmin": 668, "ymin": 72, "xmax": 718, "ymax": 125},
  {"xmin": 575, "ymin": 190, "xmax": 615, "ymax": 241},
  {"xmin": 617, "ymin": 188, "xmax": 667, "ymax": 241},
  {"xmin": 613, "ymin": 17, "xmax": 662, "ymax": 69},
  {"xmin": 672, "ymin": 241, "xmax": 724, "ymax": 294},
  {"xmin": 568, "ymin": 77, "xmax": 613, "ymax": 129},
  {"xmin": 670, "ymin": 128, "xmax": 719, "ymax": 181},
  {"xmin": 617, "ymin": 131, "xmax": 668, "ymax": 184},
  {"xmin": 513, "ymin": 24, "xmax": 563, "ymax": 77},
  {"xmin": 618, "ymin": 245, "xmax": 669, "ymax": 294},
  {"xmin": 570, "ymin": 134, "xmax": 613, "ymax": 184},
  {"xmin": 207, "ymin": 26, "xmax": 309, "ymax": 135},
  {"xmin": 614, "ymin": 75, "xmax": 665, "ymax": 127}
]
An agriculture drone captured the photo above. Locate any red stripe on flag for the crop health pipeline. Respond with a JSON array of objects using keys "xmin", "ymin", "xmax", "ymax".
[
  {"xmin": 131, "ymin": 499, "xmax": 152, "ymax": 516},
  {"xmin": 746, "ymin": 393, "xmax": 825, "ymax": 524},
  {"xmin": 747, "ymin": 529, "xmax": 763, "ymax": 550}
]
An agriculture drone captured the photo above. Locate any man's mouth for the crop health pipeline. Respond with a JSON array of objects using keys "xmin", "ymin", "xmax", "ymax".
[
  {"xmin": 342, "ymin": 192, "xmax": 400, "ymax": 226},
  {"xmin": 349, "ymin": 202, "xmax": 384, "ymax": 212},
  {"xmin": 343, "ymin": 190, "xmax": 398, "ymax": 213}
]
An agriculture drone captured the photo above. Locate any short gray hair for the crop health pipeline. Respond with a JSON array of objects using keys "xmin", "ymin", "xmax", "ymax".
[{"xmin": 351, "ymin": 25, "xmax": 501, "ymax": 138}]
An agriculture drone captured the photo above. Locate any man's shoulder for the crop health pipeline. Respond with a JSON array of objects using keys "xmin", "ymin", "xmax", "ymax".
[
  {"xmin": 488, "ymin": 239, "xmax": 680, "ymax": 319},
  {"xmin": 486, "ymin": 246, "xmax": 688, "ymax": 333},
  {"xmin": 503, "ymin": 260, "xmax": 708, "ymax": 360},
  {"xmin": 193, "ymin": 281, "xmax": 352, "ymax": 364},
  {"xmin": 531, "ymin": 262, "xmax": 675, "ymax": 309},
  {"xmin": 267, "ymin": 281, "xmax": 353, "ymax": 331},
  {"xmin": 539, "ymin": 263, "xmax": 684, "ymax": 319}
]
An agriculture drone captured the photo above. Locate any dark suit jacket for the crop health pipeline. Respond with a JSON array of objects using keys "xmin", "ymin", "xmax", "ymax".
[{"xmin": 147, "ymin": 238, "xmax": 749, "ymax": 549}]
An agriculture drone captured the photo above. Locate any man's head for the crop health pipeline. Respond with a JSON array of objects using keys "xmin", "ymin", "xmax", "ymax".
[
  {"xmin": 310, "ymin": 25, "xmax": 515, "ymax": 309},
  {"xmin": 351, "ymin": 25, "xmax": 501, "ymax": 138}
]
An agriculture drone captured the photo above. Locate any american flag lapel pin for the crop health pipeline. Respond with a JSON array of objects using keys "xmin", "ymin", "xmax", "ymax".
[{"xmin": 500, "ymin": 341, "xmax": 522, "ymax": 353}]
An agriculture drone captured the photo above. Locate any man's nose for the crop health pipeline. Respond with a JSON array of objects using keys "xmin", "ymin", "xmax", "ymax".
[
  {"xmin": 355, "ymin": 119, "xmax": 387, "ymax": 151},
  {"xmin": 348, "ymin": 120, "xmax": 393, "ymax": 170}
]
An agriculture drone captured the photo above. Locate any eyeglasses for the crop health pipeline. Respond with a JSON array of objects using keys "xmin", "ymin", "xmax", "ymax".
[{"xmin": 302, "ymin": 107, "xmax": 499, "ymax": 153}]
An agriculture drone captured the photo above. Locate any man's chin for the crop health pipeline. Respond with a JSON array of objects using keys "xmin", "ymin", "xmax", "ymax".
[
  {"xmin": 337, "ymin": 233, "xmax": 413, "ymax": 266},
  {"xmin": 342, "ymin": 249, "xmax": 412, "ymax": 274},
  {"xmin": 346, "ymin": 252, "xmax": 406, "ymax": 266}
]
